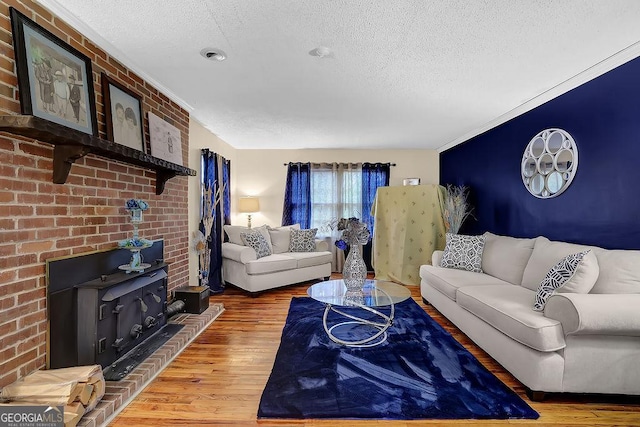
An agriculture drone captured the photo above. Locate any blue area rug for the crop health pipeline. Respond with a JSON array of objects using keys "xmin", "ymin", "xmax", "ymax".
[{"xmin": 258, "ymin": 297, "xmax": 538, "ymax": 420}]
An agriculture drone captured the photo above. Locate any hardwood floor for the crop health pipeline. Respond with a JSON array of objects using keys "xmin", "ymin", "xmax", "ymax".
[{"xmin": 110, "ymin": 279, "xmax": 640, "ymax": 426}]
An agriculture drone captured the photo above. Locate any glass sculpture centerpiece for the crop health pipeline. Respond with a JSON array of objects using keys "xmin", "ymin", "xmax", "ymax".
[
  {"xmin": 118, "ymin": 199, "xmax": 153, "ymax": 273},
  {"xmin": 335, "ymin": 217, "xmax": 370, "ymax": 290}
]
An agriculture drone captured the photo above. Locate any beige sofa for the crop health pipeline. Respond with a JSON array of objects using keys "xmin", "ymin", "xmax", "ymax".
[
  {"xmin": 420, "ymin": 232, "xmax": 640, "ymax": 400},
  {"xmin": 222, "ymin": 224, "xmax": 332, "ymax": 294}
]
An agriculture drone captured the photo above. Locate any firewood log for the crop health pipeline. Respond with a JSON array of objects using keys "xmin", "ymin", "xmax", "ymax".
[
  {"xmin": 0, "ymin": 365, "xmax": 105, "ymax": 415},
  {"xmin": 78, "ymin": 383, "xmax": 94, "ymax": 406},
  {"xmin": 64, "ymin": 402, "xmax": 85, "ymax": 427}
]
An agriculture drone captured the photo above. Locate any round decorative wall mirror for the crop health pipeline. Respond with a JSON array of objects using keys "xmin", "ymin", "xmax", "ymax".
[{"xmin": 521, "ymin": 128, "xmax": 578, "ymax": 198}]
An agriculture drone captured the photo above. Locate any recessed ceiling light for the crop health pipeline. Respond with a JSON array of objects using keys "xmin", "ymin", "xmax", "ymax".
[
  {"xmin": 200, "ymin": 48, "xmax": 227, "ymax": 61},
  {"xmin": 309, "ymin": 46, "xmax": 333, "ymax": 58}
]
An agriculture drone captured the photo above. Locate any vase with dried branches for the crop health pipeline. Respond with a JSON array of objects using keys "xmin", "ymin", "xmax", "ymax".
[
  {"xmin": 443, "ymin": 185, "xmax": 473, "ymax": 234},
  {"xmin": 192, "ymin": 181, "xmax": 225, "ymax": 287}
]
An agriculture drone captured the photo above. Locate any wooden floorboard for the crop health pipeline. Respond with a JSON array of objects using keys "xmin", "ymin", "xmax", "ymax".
[{"xmin": 109, "ymin": 277, "xmax": 640, "ymax": 426}]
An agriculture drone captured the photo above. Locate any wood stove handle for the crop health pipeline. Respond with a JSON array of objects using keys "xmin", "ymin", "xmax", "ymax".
[
  {"xmin": 147, "ymin": 291, "xmax": 161, "ymax": 303},
  {"xmin": 144, "ymin": 316, "xmax": 157, "ymax": 329},
  {"xmin": 130, "ymin": 324, "xmax": 143, "ymax": 339},
  {"xmin": 137, "ymin": 297, "xmax": 148, "ymax": 313}
]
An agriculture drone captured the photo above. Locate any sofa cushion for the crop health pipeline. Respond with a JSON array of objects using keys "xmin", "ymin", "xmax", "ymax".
[
  {"xmin": 533, "ymin": 250, "xmax": 598, "ymax": 311},
  {"xmin": 268, "ymin": 224, "xmax": 300, "ymax": 254},
  {"xmin": 590, "ymin": 247, "xmax": 640, "ymax": 294},
  {"xmin": 420, "ymin": 264, "xmax": 513, "ymax": 301},
  {"xmin": 224, "ymin": 224, "xmax": 250, "ymax": 245},
  {"xmin": 440, "ymin": 233, "xmax": 485, "ymax": 273},
  {"xmin": 286, "ymin": 251, "xmax": 332, "ymax": 268},
  {"xmin": 482, "ymin": 232, "xmax": 536, "ymax": 285},
  {"xmin": 225, "ymin": 224, "xmax": 272, "ymax": 251},
  {"xmin": 289, "ymin": 228, "xmax": 318, "ymax": 252},
  {"xmin": 456, "ymin": 285, "xmax": 566, "ymax": 352},
  {"xmin": 245, "ymin": 254, "xmax": 298, "ymax": 275},
  {"xmin": 241, "ymin": 230, "xmax": 272, "ymax": 258},
  {"xmin": 521, "ymin": 237, "xmax": 594, "ymax": 291}
]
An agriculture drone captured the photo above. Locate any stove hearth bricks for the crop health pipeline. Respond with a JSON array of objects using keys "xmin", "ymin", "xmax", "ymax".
[{"xmin": 0, "ymin": 0, "xmax": 190, "ymax": 389}]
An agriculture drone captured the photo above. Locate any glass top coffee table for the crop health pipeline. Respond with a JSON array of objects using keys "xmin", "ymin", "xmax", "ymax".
[{"xmin": 307, "ymin": 279, "xmax": 412, "ymax": 347}]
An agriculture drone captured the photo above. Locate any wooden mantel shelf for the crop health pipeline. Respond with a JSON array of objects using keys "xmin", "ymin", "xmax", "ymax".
[{"xmin": 0, "ymin": 115, "xmax": 196, "ymax": 195}]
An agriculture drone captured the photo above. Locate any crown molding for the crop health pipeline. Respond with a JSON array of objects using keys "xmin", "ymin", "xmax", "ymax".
[
  {"xmin": 36, "ymin": 0, "xmax": 194, "ymax": 113},
  {"xmin": 437, "ymin": 41, "xmax": 640, "ymax": 153}
]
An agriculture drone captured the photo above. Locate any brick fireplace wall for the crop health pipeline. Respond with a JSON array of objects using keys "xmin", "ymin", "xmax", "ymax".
[{"xmin": 0, "ymin": 0, "xmax": 191, "ymax": 387}]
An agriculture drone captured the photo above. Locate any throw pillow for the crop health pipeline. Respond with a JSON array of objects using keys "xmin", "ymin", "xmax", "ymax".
[
  {"xmin": 289, "ymin": 228, "xmax": 318, "ymax": 252},
  {"xmin": 556, "ymin": 249, "xmax": 599, "ymax": 294},
  {"xmin": 268, "ymin": 224, "xmax": 301, "ymax": 254},
  {"xmin": 533, "ymin": 250, "xmax": 598, "ymax": 311},
  {"xmin": 440, "ymin": 233, "xmax": 485, "ymax": 273},
  {"xmin": 225, "ymin": 224, "xmax": 272, "ymax": 251},
  {"xmin": 240, "ymin": 230, "xmax": 272, "ymax": 258}
]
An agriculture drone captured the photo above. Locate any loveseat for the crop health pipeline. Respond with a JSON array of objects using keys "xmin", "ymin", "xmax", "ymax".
[
  {"xmin": 419, "ymin": 232, "xmax": 640, "ymax": 399},
  {"xmin": 222, "ymin": 224, "xmax": 332, "ymax": 294}
]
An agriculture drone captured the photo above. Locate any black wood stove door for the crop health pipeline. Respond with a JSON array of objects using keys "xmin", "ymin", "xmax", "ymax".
[
  {"xmin": 113, "ymin": 289, "xmax": 143, "ymax": 357},
  {"xmin": 141, "ymin": 281, "xmax": 166, "ymax": 335}
]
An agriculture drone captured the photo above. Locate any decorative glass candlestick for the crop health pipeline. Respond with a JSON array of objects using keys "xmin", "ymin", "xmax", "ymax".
[{"xmin": 118, "ymin": 199, "xmax": 152, "ymax": 273}]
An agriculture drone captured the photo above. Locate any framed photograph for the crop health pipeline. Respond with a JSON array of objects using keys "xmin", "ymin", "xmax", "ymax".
[
  {"xmin": 403, "ymin": 178, "xmax": 421, "ymax": 186},
  {"xmin": 10, "ymin": 7, "xmax": 98, "ymax": 136},
  {"xmin": 101, "ymin": 73, "xmax": 145, "ymax": 152},
  {"xmin": 148, "ymin": 112, "xmax": 183, "ymax": 165}
]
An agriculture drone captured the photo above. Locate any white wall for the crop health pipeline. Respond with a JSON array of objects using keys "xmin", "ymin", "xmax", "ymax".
[
  {"xmin": 232, "ymin": 149, "xmax": 439, "ymax": 227},
  {"xmin": 188, "ymin": 119, "xmax": 237, "ymax": 286}
]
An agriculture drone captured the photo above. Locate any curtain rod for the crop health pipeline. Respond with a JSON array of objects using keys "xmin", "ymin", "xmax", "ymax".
[{"xmin": 283, "ymin": 162, "xmax": 396, "ymax": 166}]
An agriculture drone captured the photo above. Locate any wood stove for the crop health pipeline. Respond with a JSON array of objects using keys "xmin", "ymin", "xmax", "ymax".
[
  {"xmin": 76, "ymin": 267, "xmax": 167, "ymax": 368},
  {"xmin": 46, "ymin": 242, "xmax": 169, "ymax": 371}
]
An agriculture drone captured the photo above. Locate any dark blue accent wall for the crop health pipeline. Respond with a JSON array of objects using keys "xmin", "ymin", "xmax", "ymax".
[{"xmin": 440, "ymin": 56, "xmax": 640, "ymax": 249}]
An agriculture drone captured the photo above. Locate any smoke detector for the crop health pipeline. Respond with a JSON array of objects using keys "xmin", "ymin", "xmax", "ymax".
[
  {"xmin": 200, "ymin": 48, "xmax": 227, "ymax": 61},
  {"xmin": 309, "ymin": 46, "xmax": 333, "ymax": 58}
]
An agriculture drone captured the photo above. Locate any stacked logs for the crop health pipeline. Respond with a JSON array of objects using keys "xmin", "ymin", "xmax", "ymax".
[{"xmin": 0, "ymin": 365, "xmax": 105, "ymax": 427}]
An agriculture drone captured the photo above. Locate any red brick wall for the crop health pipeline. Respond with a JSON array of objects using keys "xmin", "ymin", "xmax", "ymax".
[{"xmin": 0, "ymin": 0, "xmax": 191, "ymax": 387}]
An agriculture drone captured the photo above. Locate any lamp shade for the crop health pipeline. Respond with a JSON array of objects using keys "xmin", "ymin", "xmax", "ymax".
[{"xmin": 238, "ymin": 196, "xmax": 260, "ymax": 213}]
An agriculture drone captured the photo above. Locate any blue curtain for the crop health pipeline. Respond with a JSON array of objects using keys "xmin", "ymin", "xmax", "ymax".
[
  {"xmin": 362, "ymin": 162, "xmax": 390, "ymax": 238},
  {"xmin": 222, "ymin": 158, "xmax": 231, "ymax": 225},
  {"xmin": 200, "ymin": 149, "xmax": 230, "ymax": 294},
  {"xmin": 282, "ymin": 162, "xmax": 311, "ymax": 228}
]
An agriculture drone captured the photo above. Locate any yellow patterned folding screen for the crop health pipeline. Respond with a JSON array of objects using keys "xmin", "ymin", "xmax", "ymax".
[{"xmin": 372, "ymin": 184, "xmax": 446, "ymax": 285}]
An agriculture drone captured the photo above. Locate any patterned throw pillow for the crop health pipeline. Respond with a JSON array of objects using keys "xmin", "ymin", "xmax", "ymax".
[
  {"xmin": 240, "ymin": 230, "xmax": 272, "ymax": 258},
  {"xmin": 289, "ymin": 228, "xmax": 318, "ymax": 252},
  {"xmin": 440, "ymin": 233, "xmax": 485, "ymax": 273},
  {"xmin": 533, "ymin": 250, "xmax": 593, "ymax": 311}
]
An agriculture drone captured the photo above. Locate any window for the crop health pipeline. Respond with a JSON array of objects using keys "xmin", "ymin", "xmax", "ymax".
[
  {"xmin": 283, "ymin": 162, "xmax": 390, "ymax": 235},
  {"xmin": 282, "ymin": 162, "xmax": 391, "ymax": 272},
  {"xmin": 310, "ymin": 164, "xmax": 362, "ymax": 237}
]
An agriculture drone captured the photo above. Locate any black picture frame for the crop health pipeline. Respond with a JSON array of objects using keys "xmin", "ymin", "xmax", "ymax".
[
  {"xmin": 101, "ymin": 73, "xmax": 146, "ymax": 152},
  {"xmin": 10, "ymin": 7, "xmax": 98, "ymax": 137}
]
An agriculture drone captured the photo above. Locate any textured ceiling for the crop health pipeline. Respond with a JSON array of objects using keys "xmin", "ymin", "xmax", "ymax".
[{"xmin": 40, "ymin": 1, "xmax": 640, "ymax": 150}]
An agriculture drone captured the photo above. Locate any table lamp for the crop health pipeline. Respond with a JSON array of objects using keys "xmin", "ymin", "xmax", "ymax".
[{"xmin": 238, "ymin": 196, "xmax": 260, "ymax": 228}]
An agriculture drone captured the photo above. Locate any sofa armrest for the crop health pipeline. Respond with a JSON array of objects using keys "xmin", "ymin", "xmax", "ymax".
[
  {"xmin": 315, "ymin": 239, "xmax": 329, "ymax": 252},
  {"xmin": 544, "ymin": 293, "xmax": 640, "ymax": 336},
  {"xmin": 222, "ymin": 242, "xmax": 257, "ymax": 264},
  {"xmin": 432, "ymin": 250, "xmax": 443, "ymax": 266}
]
